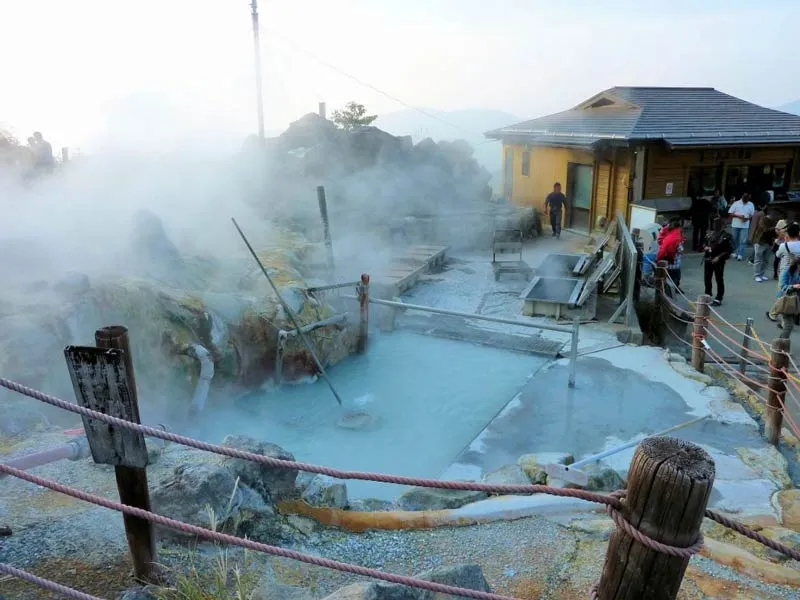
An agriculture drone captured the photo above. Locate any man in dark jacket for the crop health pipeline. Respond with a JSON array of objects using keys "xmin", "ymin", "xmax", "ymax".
[
  {"xmin": 691, "ymin": 196, "xmax": 712, "ymax": 252},
  {"xmin": 544, "ymin": 182, "xmax": 567, "ymax": 239},
  {"xmin": 703, "ymin": 218, "xmax": 734, "ymax": 306}
]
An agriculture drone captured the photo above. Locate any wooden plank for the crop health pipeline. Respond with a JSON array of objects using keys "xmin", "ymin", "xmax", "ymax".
[{"xmin": 64, "ymin": 346, "xmax": 148, "ymax": 468}]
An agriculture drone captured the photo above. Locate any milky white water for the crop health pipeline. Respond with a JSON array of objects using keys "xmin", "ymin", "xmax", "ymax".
[{"xmin": 189, "ymin": 331, "xmax": 548, "ymax": 500}]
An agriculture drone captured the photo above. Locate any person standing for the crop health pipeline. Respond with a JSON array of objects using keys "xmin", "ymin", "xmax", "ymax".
[
  {"xmin": 703, "ymin": 218, "xmax": 734, "ymax": 305},
  {"xmin": 746, "ymin": 203, "xmax": 764, "ymax": 264},
  {"xmin": 728, "ymin": 193, "xmax": 755, "ymax": 260},
  {"xmin": 774, "ymin": 219, "xmax": 788, "ymax": 279},
  {"xmin": 544, "ymin": 182, "xmax": 567, "ymax": 239},
  {"xmin": 712, "ymin": 189, "xmax": 727, "ymax": 223},
  {"xmin": 769, "ymin": 256, "xmax": 800, "ymax": 337},
  {"xmin": 657, "ymin": 217, "xmax": 685, "ymax": 291},
  {"xmin": 690, "ymin": 195, "xmax": 712, "ymax": 252},
  {"xmin": 767, "ymin": 222, "xmax": 800, "ymax": 322},
  {"xmin": 752, "ymin": 212, "xmax": 776, "ymax": 282},
  {"xmin": 32, "ymin": 131, "xmax": 54, "ymax": 173}
]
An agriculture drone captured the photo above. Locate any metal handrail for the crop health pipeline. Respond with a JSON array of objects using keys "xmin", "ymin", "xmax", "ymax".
[{"xmin": 616, "ymin": 210, "xmax": 638, "ymax": 327}]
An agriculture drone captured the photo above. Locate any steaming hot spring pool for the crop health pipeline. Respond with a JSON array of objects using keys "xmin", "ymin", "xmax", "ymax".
[{"xmin": 189, "ymin": 331, "xmax": 549, "ymax": 500}]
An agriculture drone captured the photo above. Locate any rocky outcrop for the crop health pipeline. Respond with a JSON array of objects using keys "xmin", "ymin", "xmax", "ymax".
[
  {"xmin": 322, "ymin": 565, "xmax": 491, "ymax": 600},
  {"xmin": 482, "ymin": 464, "xmax": 530, "ymax": 486},
  {"xmin": 517, "ymin": 452, "xmax": 574, "ymax": 484},
  {"xmin": 221, "ymin": 435, "xmax": 299, "ymax": 504},
  {"xmin": 582, "ymin": 461, "xmax": 626, "ymax": 492},
  {"xmin": 396, "ymin": 487, "xmax": 487, "ymax": 511},
  {"xmin": 301, "ymin": 475, "xmax": 348, "ymax": 508}
]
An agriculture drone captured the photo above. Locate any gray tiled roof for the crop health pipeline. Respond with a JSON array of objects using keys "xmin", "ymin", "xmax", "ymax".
[{"xmin": 486, "ymin": 87, "xmax": 800, "ymax": 146}]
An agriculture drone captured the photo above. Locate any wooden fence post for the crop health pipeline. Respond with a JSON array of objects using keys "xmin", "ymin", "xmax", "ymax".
[
  {"xmin": 738, "ymin": 317, "xmax": 754, "ymax": 374},
  {"xmin": 596, "ymin": 437, "xmax": 715, "ymax": 599},
  {"xmin": 357, "ymin": 273, "xmax": 370, "ymax": 353},
  {"xmin": 65, "ymin": 326, "xmax": 157, "ymax": 583},
  {"xmin": 692, "ymin": 295, "xmax": 711, "ymax": 372},
  {"xmin": 766, "ymin": 337, "xmax": 790, "ymax": 445},
  {"xmin": 316, "ymin": 185, "xmax": 334, "ymax": 272}
]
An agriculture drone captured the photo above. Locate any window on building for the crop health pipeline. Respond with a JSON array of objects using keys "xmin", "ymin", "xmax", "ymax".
[{"xmin": 521, "ymin": 151, "xmax": 531, "ymax": 177}]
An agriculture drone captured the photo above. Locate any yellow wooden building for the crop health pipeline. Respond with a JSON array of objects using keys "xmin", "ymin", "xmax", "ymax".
[{"xmin": 485, "ymin": 87, "xmax": 800, "ymax": 233}]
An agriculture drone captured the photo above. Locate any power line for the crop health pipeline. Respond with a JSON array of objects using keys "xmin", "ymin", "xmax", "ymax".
[{"xmin": 265, "ymin": 30, "xmax": 497, "ymax": 144}]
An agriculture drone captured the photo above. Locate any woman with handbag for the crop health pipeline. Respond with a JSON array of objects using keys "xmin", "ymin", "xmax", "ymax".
[{"xmin": 769, "ymin": 256, "xmax": 800, "ymax": 338}]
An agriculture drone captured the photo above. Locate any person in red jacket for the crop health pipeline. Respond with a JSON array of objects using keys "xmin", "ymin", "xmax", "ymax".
[{"xmin": 657, "ymin": 217, "xmax": 685, "ymax": 290}]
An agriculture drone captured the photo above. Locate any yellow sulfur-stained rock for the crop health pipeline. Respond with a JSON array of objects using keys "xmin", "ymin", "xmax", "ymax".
[
  {"xmin": 773, "ymin": 489, "xmax": 800, "ymax": 532},
  {"xmin": 736, "ymin": 446, "xmax": 792, "ymax": 490},
  {"xmin": 699, "ymin": 536, "xmax": 800, "ymax": 587}
]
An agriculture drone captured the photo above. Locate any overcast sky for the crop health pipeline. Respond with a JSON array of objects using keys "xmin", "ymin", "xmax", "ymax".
[{"xmin": 1, "ymin": 0, "xmax": 799, "ymax": 152}]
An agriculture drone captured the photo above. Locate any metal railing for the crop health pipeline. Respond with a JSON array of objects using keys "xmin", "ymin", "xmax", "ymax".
[
  {"xmin": 609, "ymin": 210, "xmax": 638, "ymax": 327},
  {"xmin": 342, "ymin": 295, "xmax": 580, "ymax": 387}
]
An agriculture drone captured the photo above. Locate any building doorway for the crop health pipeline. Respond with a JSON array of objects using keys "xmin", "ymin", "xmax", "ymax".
[{"xmin": 567, "ymin": 163, "xmax": 593, "ymax": 233}]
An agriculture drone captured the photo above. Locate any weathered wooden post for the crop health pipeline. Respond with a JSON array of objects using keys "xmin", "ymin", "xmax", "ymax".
[
  {"xmin": 692, "ymin": 294, "xmax": 711, "ymax": 372},
  {"xmin": 738, "ymin": 317, "xmax": 754, "ymax": 374},
  {"xmin": 316, "ymin": 185, "xmax": 334, "ymax": 272},
  {"xmin": 633, "ymin": 234, "xmax": 644, "ymax": 303},
  {"xmin": 64, "ymin": 326, "xmax": 157, "ymax": 583},
  {"xmin": 596, "ymin": 437, "xmax": 715, "ymax": 599},
  {"xmin": 766, "ymin": 337, "xmax": 790, "ymax": 445},
  {"xmin": 357, "ymin": 273, "xmax": 370, "ymax": 353}
]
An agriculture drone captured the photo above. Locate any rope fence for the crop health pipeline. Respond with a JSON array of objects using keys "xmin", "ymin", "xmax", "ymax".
[
  {"xmin": 656, "ymin": 274, "xmax": 800, "ymax": 439},
  {"xmin": 1, "ymin": 375, "xmax": 799, "ymax": 599}
]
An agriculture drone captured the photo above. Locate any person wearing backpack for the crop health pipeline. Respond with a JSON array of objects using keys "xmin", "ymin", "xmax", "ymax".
[
  {"xmin": 767, "ymin": 222, "xmax": 800, "ymax": 321},
  {"xmin": 703, "ymin": 218, "xmax": 734, "ymax": 305}
]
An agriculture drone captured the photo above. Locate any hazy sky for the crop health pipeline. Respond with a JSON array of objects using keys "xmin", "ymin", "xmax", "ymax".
[{"xmin": 2, "ymin": 0, "xmax": 799, "ymax": 152}]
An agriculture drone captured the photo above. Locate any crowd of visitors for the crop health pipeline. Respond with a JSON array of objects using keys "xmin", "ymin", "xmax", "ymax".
[{"xmin": 661, "ymin": 192, "xmax": 800, "ymax": 338}]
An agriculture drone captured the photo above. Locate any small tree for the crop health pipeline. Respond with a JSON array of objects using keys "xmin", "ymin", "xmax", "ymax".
[{"xmin": 332, "ymin": 101, "xmax": 377, "ymax": 131}]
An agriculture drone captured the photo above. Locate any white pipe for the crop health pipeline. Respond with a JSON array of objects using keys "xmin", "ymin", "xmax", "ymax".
[
  {"xmin": 189, "ymin": 344, "xmax": 215, "ymax": 413},
  {"xmin": 278, "ymin": 313, "xmax": 347, "ymax": 338}
]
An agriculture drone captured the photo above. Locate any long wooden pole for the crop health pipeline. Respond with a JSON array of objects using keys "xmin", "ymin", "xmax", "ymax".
[
  {"xmin": 357, "ymin": 273, "xmax": 370, "ymax": 353},
  {"xmin": 94, "ymin": 326, "xmax": 157, "ymax": 583},
  {"xmin": 596, "ymin": 437, "xmax": 715, "ymax": 599}
]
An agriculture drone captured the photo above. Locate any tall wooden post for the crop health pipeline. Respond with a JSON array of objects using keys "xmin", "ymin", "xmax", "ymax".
[
  {"xmin": 692, "ymin": 295, "xmax": 711, "ymax": 372},
  {"xmin": 596, "ymin": 437, "xmax": 715, "ymax": 599},
  {"xmin": 94, "ymin": 326, "xmax": 158, "ymax": 583},
  {"xmin": 357, "ymin": 274, "xmax": 370, "ymax": 353},
  {"xmin": 738, "ymin": 317, "xmax": 754, "ymax": 374},
  {"xmin": 316, "ymin": 186, "xmax": 334, "ymax": 272},
  {"xmin": 766, "ymin": 337, "xmax": 790, "ymax": 445}
]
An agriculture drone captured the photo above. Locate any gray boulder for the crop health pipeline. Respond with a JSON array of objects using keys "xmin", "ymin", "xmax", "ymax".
[
  {"xmin": 396, "ymin": 487, "xmax": 487, "ymax": 511},
  {"xmin": 295, "ymin": 471, "xmax": 317, "ymax": 494},
  {"xmin": 117, "ymin": 587, "xmax": 158, "ymax": 600},
  {"xmin": 301, "ymin": 475, "xmax": 348, "ymax": 508},
  {"xmin": 348, "ymin": 498, "xmax": 395, "ymax": 512},
  {"xmin": 221, "ymin": 435, "xmax": 298, "ymax": 503},
  {"xmin": 582, "ymin": 461, "xmax": 625, "ymax": 492},
  {"xmin": 150, "ymin": 462, "xmax": 277, "ymax": 540},
  {"xmin": 482, "ymin": 464, "xmax": 530, "ymax": 486},
  {"xmin": 323, "ymin": 565, "xmax": 490, "ymax": 600}
]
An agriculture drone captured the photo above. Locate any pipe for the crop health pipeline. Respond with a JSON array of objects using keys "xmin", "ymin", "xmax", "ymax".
[
  {"xmin": 188, "ymin": 344, "xmax": 215, "ymax": 414},
  {"xmin": 0, "ymin": 436, "xmax": 90, "ymax": 478},
  {"xmin": 341, "ymin": 295, "xmax": 574, "ymax": 334},
  {"xmin": 278, "ymin": 313, "xmax": 347, "ymax": 338}
]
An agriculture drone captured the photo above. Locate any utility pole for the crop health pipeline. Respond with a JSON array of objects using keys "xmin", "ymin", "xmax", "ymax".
[{"xmin": 251, "ymin": 0, "xmax": 265, "ymax": 140}]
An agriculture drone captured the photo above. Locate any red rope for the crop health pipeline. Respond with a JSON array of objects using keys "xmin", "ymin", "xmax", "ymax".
[
  {"xmin": 0, "ymin": 562, "xmax": 104, "ymax": 600},
  {"xmin": 0, "ymin": 376, "xmax": 621, "ymax": 504}
]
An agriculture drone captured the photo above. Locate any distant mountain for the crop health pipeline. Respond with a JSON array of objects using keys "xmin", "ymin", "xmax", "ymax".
[
  {"xmin": 375, "ymin": 108, "xmax": 521, "ymax": 188},
  {"xmin": 777, "ymin": 99, "xmax": 800, "ymax": 115}
]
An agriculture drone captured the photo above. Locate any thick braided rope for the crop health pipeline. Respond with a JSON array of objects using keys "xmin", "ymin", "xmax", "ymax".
[
  {"xmin": 606, "ymin": 491, "xmax": 704, "ymax": 558},
  {"xmin": 0, "ymin": 562, "xmax": 104, "ymax": 600},
  {"xmin": 705, "ymin": 508, "xmax": 800, "ymax": 561},
  {"xmin": 0, "ymin": 376, "xmax": 620, "ymax": 506},
  {"xmin": 0, "ymin": 463, "xmax": 517, "ymax": 600}
]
